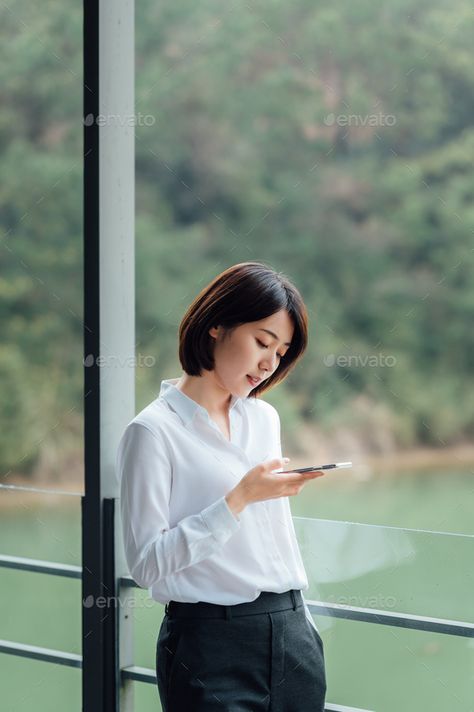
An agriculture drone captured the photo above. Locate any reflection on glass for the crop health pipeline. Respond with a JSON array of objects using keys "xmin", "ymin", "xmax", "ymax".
[{"xmin": 295, "ymin": 517, "xmax": 474, "ymax": 632}]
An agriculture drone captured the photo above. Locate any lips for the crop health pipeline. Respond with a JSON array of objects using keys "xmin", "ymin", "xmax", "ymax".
[{"xmin": 247, "ymin": 375, "xmax": 261, "ymax": 386}]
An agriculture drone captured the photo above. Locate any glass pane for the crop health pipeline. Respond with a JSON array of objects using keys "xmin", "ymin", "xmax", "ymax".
[
  {"xmin": 134, "ymin": 679, "xmax": 163, "ymax": 711},
  {"xmin": 0, "ymin": 491, "xmax": 81, "ymax": 564},
  {"xmin": 295, "ymin": 517, "xmax": 474, "ymax": 625},
  {"xmin": 315, "ymin": 617, "xmax": 474, "ymax": 712},
  {"xmin": 131, "ymin": 587, "xmax": 165, "ymax": 669},
  {"xmin": 1, "ymin": 656, "xmax": 80, "ymax": 712},
  {"xmin": 1, "ymin": 0, "xmax": 83, "ymax": 704},
  {"xmin": 0, "ymin": 1, "xmax": 83, "ymax": 496},
  {"xmin": 290, "ymin": 467, "xmax": 474, "ymax": 536},
  {"xmin": 0, "ymin": 568, "xmax": 80, "ymax": 653}
]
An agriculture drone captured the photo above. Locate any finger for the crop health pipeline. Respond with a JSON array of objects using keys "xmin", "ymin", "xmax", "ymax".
[
  {"xmin": 293, "ymin": 471, "xmax": 324, "ymax": 483},
  {"xmin": 302, "ymin": 470, "xmax": 325, "ymax": 479},
  {"xmin": 267, "ymin": 457, "xmax": 290, "ymax": 471},
  {"xmin": 277, "ymin": 471, "xmax": 319, "ymax": 485}
]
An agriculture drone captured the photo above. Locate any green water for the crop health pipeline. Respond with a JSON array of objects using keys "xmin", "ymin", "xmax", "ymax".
[{"xmin": 1, "ymin": 468, "xmax": 473, "ymax": 711}]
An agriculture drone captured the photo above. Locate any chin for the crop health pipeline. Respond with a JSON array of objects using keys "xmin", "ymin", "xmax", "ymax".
[{"xmin": 234, "ymin": 379, "xmax": 250, "ymax": 395}]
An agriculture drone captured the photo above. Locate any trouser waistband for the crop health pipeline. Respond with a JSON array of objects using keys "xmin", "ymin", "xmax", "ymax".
[{"xmin": 165, "ymin": 589, "xmax": 302, "ymax": 620}]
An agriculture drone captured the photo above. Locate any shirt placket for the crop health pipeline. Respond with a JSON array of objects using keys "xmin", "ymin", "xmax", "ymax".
[
  {"xmin": 185, "ymin": 411, "xmax": 255, "ymax": 487},
  {"xmin": 177, "ymin": 400, "xmax": 295, "ymax": 582},
  {"xmin": 257, "ymin": 502, "xmax": 293, "ymax": 581}
]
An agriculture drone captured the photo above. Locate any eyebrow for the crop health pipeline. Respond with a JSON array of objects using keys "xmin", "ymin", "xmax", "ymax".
[{"xmin": 258, "ymin": 328, "xmax": 291, "ymax": 347}]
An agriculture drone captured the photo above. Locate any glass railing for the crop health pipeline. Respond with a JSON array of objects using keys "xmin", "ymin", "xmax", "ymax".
[
  {"xmin": 0, "ymin": 487, "xmax": 82, "ymax": 711},
  {"xmin": 293, "ymin": 516, "xmax": 474, "ymax": 626},
  {"xmin": 312, "ymin": 616, "xmax": 473, "ymax": 711},
  {"xmin": 2, "ymin": 493, "xmax": 472, "ymax": 712}
]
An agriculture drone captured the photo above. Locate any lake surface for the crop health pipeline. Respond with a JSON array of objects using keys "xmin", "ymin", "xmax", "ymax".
[{"xmin": 1, "ymin": 467, "xmax": 473, "ymax": 711}]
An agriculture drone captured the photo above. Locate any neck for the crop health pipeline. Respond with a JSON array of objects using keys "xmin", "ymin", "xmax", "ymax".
[{"xmin": 175, "ymin": 373, "xmax": 233, "ymax": 416}]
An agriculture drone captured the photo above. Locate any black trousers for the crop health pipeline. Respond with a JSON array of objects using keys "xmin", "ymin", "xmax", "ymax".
[{"xmin": 155, "ymin": 589, "xmax": 326, "ymax": 711}]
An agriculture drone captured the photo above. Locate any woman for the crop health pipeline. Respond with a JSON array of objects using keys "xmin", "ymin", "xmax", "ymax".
[{"xmin": 116, "ymin": 261, "xmax": 327, "ymax": 711}]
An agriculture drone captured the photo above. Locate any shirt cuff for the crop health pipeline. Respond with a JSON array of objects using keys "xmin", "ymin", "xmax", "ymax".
[{"xmin": 201, "ymin": 495, "xmax": 241, "ymax": 544}]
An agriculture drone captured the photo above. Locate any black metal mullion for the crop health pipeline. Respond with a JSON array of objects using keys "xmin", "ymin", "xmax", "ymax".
[{"xmin": 83, "ymin": 0, "xmax": 105, "ymax": 709}]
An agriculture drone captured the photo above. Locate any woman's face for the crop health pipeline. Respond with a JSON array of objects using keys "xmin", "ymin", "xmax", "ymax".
[{"xmin": 208, "ymin": 309, "xmax": 294, "ymax": 397}]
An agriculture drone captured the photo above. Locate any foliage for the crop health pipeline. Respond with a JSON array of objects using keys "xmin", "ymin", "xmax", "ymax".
[{"xmin": 1, "ymin": 0, "xmax": 473, "ymax": 474}]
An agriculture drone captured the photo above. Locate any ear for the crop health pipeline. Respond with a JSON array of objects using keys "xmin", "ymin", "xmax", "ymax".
[{"xmin": 208, "ymin": 325, "xmax": 219, "ymax": 340}]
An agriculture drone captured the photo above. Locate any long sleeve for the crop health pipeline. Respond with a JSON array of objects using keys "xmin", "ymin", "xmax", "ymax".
[{"xmin": 116, "ymin": 421, "xmax": 241, "ymax": 589}]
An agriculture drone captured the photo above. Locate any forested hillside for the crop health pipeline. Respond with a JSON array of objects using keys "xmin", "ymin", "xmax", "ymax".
[{"xmin": 1, "ymin": 0, "xmax": 473, "ymax": 477}]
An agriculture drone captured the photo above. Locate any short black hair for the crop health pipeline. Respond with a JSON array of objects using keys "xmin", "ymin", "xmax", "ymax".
[{"xmin": 178, "ymin": 261, "xmax": 309, "ymax": 397}]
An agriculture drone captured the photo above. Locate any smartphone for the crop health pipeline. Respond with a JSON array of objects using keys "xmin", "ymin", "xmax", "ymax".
[{"xmin": 280, "ymin": 461, "xmax": 352, "ymax": 474}]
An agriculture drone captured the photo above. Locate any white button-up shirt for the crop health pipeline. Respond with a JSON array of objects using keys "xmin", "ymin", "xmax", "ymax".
[{"xmin": 116, "ymin": 377, "xmax": 318, "ymax": 630}]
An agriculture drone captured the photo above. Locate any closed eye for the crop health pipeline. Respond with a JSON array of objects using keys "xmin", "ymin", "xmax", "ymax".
[{"xmin": 256, "ymin": 338, "xmax": 285, "ymax": 359}]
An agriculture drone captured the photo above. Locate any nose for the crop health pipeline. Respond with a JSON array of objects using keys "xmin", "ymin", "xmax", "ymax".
[{"xmin": 260, "ymin": 352, "xmax": 278, "ymax": 374}]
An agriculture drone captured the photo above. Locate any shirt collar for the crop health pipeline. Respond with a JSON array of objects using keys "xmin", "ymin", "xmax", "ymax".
[{"xmin": 158, "ymin": 378, "xmax": 241, "ymax": 427}]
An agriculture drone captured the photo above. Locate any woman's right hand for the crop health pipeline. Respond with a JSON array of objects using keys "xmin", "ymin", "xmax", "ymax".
[{"xmin": 225, "ymin": 458, "xmax": 325, "ymax": 516}]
